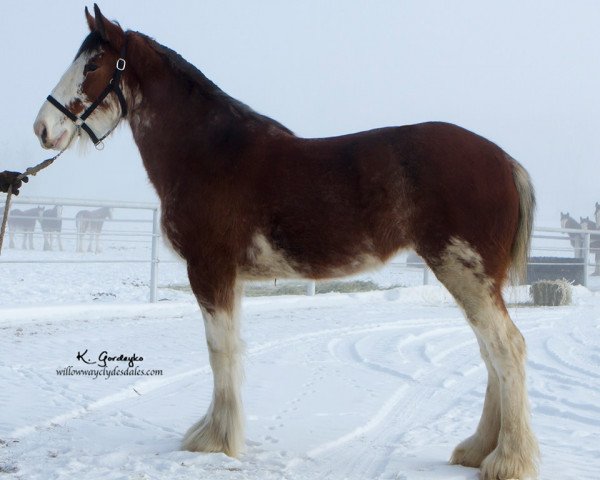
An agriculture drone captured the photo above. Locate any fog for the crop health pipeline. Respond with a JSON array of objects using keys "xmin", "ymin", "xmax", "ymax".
[{"xmin": 1, "ymin": 1, "xmax": 598, "ymax": 226}]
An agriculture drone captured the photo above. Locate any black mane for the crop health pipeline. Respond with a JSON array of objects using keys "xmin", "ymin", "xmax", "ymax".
[{"xmin": 139, "ymin": 32, "xmax": 294, "ymax": 135}]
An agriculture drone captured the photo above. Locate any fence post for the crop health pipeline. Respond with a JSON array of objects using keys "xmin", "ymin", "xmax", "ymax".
[
  {"xmin": 583, "ymin": 232, "xmax": 590, "ymax": 288},
  {"xmin": 306, "ymin": 280, "xmax": 316, "ymax": 296},
  {"xmin": 150, "ymin": 208, "xmax": 160, "ymax": 302},
  {"xmin": 423, "ymin": 266, "xmax": 430, "ymax": 285}
]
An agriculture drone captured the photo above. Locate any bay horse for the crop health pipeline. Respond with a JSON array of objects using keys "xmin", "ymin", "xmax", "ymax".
[
  {"xmin": 75, "ymin": 206, "xmax": 112, "ymax": 253},
  {"xmin": 7, "ymin": 206, "xmax": 44, "ymax": 250},
  {"xmin": 41, "ymin": 205, "xmax": 64, "ymax": 251},
  {"xmin": 560, "ymin": 212, "xmax": 584, "ymax": 258},
  {"xmin": 32, "ymin": 6, "xmax": 538, "ymax": 479}
]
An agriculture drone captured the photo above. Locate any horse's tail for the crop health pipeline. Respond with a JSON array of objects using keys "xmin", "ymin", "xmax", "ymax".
[{"xmin": 509, "ymin": 157, "xmax": 536, "ymax": 284}]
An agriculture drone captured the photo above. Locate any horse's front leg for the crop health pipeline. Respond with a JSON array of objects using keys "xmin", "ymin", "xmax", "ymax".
[
  {"xmin": 87, "ymin": 232, "xmax": 93, "ymax": 252},
  {"xmin": 95, "ymin": 231, "xmax": 103, "ymax": 253},
  {"xmin": 182, "ymin": 263, "xmax": 245, "ymax": 457}
]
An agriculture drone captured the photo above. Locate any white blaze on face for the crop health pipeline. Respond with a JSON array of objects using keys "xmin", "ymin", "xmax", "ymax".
[{"xmin": 33, "ymin": 48, "xmax": 121, "ymax": 151}]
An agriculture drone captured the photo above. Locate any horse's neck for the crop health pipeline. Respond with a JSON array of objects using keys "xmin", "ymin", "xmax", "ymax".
[{"xmin": 125, "ymin": 34, "xmax": 287, "ymax": 199}]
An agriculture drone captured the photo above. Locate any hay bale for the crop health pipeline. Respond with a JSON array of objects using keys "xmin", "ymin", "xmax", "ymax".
[{"xmin": 530, "ymin": 279, "xmax": 572, "ymax": 306}]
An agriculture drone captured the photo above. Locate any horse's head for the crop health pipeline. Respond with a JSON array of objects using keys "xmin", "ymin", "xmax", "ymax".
[{"xmin": 33, "ymin": 4, "xmax": 132, "ymax": 151}]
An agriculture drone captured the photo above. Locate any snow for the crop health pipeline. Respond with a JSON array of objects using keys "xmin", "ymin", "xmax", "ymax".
[{"xmin": 1, "ymin": 281, "xmax": 599, "ymax": 479}]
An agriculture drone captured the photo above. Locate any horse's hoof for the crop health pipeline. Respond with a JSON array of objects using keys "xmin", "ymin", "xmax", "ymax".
[
  {"xmin": 182, "ymin": 415, "xmax": 244, "ymax": 458},
  {"xmin": 450, "ymin": 434, "xmax": 496, "ymax": 468},
  {"xmin": 480, "ymin": 445, "xmax": 538, "ymax": 480}
]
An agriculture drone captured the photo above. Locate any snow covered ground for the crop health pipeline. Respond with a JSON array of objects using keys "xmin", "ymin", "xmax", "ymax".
[{"xmin": 1, "ymin": 283, "xmax": 599, "ymax": 479}]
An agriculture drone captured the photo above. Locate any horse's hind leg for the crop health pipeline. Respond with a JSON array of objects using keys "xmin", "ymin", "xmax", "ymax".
[
  {"xmin": 427, "ymin": 238, "xmax": 538, "ymax": 480},
  {"xmin": 44, "ymin": 233, "xmax": 51, "ymax": 251},
  {"xmin": 182, "ymin": 263, "xmax": 245, "ymax": 457},
  {"xmin": 450, "ymin": 332, "xmax": 501, "ymax": 466}
]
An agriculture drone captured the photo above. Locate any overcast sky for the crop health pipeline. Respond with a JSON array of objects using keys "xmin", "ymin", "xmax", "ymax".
[{"xmin": 1, "ymin": 1, "xmax": 599, "ymax": 226}]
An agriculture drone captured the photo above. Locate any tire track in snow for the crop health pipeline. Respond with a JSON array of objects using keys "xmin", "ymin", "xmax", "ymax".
[
  {"xmin": 284, "ymin": 323, "xmax": 484, "ymax": 479},
  {"xmin": 284, "ymin": 323, "xmax": 547, "ymax": 479},
  {"xmin": 8, "ymin": 317, "xmax": 461, "ymax": 439}
]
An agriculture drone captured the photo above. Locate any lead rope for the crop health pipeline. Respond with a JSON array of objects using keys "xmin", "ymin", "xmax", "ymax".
[{"xmin": 0, "ymin": 149, "xmax": 66, "ymax": 254}]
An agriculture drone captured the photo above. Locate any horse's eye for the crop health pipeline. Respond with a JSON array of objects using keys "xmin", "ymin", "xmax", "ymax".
[{"xmin": 83, "ymin": 63, "xmax": 99, "ymax": 75}]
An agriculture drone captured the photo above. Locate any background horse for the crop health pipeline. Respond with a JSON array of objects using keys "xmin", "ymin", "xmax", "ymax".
[
  {"xmin": 32, "ymin": 6, "xmax": 538, "ymax": 479},
  {"xmin": 8, "ymin": 206, "xmax": 44, "ymax": 250},
  {"xmin": 560, "ymin": 212, "xmax": 584, "ymax": 258},
  {"xmin": 580, "ymin": 216, "xmax": 600, "ymax": 275},
  {"xmin": 40, "ymin": 205, "xmax": 64, "ymax": 251},
  {"xmin": 75, "ymin": 206, "xmax": 112, "ymax": 253}
]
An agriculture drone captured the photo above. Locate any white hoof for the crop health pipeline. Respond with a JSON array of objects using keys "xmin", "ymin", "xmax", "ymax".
[
  {"xmin": 480, "ymin": 443, "xmax": 538, "ymax": 480},
  {"xmin": 450, "ymin": 433, "xmax": 497, "ymax": 468},
  {"xmin": 182, "ymin": 410, "xmax": 244, "ymax": 458}
]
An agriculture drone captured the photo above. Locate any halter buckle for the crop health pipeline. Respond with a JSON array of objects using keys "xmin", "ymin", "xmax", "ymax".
[{"xmin": 116, "ymin": 58, "xmax": 126, "ymax": 71}]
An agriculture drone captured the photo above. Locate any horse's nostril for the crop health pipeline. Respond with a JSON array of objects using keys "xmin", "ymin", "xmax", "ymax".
[{"xmin": 34, "ymin": 120, "xmax": 48, "ymax": 143}]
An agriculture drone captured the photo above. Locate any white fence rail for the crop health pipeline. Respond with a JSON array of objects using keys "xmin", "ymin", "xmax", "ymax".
[
  {"xmin": 1, "ymin": 196, "xmax": 598, "ymax": 303},
  {"xmin": 1, "ymin": 196, "xmax": 161, "ymax": 302}
]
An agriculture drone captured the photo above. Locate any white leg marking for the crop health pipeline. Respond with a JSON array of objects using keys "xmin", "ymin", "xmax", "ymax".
[
  {"xmin": 182, "ymin": 284, "xmax": 245, "ymax": 457},
  {"xmin": 433, "ymin": 238, "xmax": 539, "ymax": 480}
]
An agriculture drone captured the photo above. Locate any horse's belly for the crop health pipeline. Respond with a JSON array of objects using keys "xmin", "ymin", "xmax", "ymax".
[
  {"xmin": 238, "ymin": 233, "xmax": 301, "ymax": 280},
  {"xmin": 238, "ymin": 233, "xmax": 391, "ymax": 281}
]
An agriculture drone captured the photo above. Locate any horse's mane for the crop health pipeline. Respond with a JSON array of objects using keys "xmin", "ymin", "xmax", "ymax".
[{"xmin": 138, "ymin": 32, "xmax": 294, "ymax": 135}]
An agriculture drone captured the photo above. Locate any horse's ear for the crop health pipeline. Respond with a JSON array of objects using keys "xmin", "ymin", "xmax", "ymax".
[
  {"xmin": 85, "ymin": 6, "xmax": 95, "ymax": 32},
  {"xmin": 93, "ymin": 4, "xmax": 125, "ymax": 51}
]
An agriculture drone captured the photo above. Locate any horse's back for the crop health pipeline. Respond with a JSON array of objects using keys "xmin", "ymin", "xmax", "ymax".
[{"xmin": 260, "ymin": 122, "xmax": 523, "ymax": 270}]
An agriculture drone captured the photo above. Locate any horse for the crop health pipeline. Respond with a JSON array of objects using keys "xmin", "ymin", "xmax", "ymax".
[
  {"xmin": 7, "ymin": 206, "xmax": 44, "ymax": 250},
  {"xmin": 560, "ymin": 212, "xmax": 584, "ymax": 258},
  {"xmin": 75, "ymin": 206, "xmax": 112, "ymax": 253},
  {"xmin": 32, "ymin": 6, "xmax": 538, "ymax": 479},
  {"xmin": 580, "ymin": 216, "xmax": 600, "ymax": 275},
  {"xmin": 40, "ymin": 205, "xmax": 64, "ymax": 251}
]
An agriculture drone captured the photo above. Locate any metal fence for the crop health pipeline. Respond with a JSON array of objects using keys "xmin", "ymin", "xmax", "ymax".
[
  {"xmin": 0, "ymin": 196, "xmax": 161, "ymax": 302},
  {"xmin": 1, "ymin": 196, "xmax": 598, "ymax": 302}
]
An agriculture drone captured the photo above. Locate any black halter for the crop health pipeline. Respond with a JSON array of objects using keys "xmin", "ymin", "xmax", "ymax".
[{"xmin": 46, "ymin": 40, "xmax": 128, "ymax": 147}]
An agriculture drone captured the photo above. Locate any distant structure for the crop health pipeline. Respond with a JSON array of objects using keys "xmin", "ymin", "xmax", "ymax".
[{"xmin": 580, "ymin": 215, "xmax": 600, "ymax": 275}]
